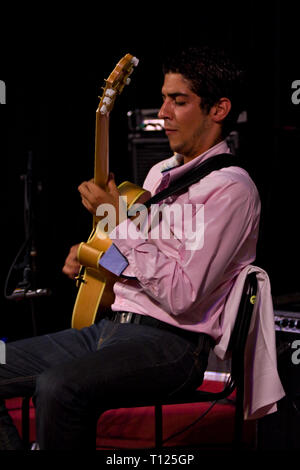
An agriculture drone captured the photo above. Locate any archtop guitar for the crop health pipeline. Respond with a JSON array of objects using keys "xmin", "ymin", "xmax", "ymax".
[{"xmin": 72, "ymin": 54, "xmax": 150, "ymax": 329}]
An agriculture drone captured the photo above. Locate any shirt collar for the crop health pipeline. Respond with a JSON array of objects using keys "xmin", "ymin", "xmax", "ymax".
[
  {"xmin": 160, "ymin": 140, "xmax": 231, "ymax": 186},
  {"xmin": 160, "ymin": 140, "xmax": 230, "ymax": 173}
]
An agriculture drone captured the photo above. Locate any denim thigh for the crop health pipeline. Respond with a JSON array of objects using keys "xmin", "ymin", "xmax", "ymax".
[
  {"xmin": 0, "ymin": 322, "xmax": 102, "ymax": 399},
  {"xmin": 0, "ymin": 319, "xmax": 210, "ymax": 401},
  {"xmin": 34, "ymin": 319, "xmax": 211, "ymax": 412}
]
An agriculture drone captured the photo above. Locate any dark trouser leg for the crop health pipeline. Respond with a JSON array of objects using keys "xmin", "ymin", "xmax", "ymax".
[
  {"xmin": 1, "ymin": 319, "xmax": 211, "ymax": 450},
  {"xmin": 0, "ymin": 323, "xmax": 102, "ymax": 450},
  {"xmin": 34, "ymin": 321, "xmax": 211, "ymax": 450}
]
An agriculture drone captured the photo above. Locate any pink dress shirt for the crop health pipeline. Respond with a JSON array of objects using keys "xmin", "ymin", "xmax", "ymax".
[{"xmin": 100, "ymin": 140, "xmax": 261, "ymax": 342}]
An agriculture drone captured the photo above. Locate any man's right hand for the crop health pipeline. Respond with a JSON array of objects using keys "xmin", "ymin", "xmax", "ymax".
[{"xmin": 62, "ymin": 244, "xmax": 81, "ymax": 279}]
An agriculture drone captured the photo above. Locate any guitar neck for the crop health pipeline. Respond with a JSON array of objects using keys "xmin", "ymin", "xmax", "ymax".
[
  {"xmin": 91, "ymin": 53, "xmax": 139, "ymax": 230},
  {"xmin": 94, "ymin": 110, "xmax": 109, "ymax": 189},
  {"xmin": 93, "ymin": 110, "xmax": 109, "ymax": 229}
]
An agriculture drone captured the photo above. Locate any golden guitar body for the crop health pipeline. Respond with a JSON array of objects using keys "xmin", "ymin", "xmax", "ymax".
[{"xmin": 71, "ymin": 181, "xmax": 149, "ymax": 329}]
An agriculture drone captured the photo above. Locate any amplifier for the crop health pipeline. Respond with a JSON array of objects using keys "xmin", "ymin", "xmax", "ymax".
[
  {"xmin": 127, "ymin": 108, "xmax": 172, "ymax": 187},
  {"xmin": 274, "ymin": 309, "xmax": 300, "ymax": 334},
  {"xmin": 258, "ymin": 309, "xmax": 300, "ymax": 450},
  {"xmin": 128, "ymin": 135, "xmax": 171, "ymax": 187}
]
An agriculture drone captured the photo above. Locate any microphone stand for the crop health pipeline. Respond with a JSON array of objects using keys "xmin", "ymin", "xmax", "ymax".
[{"xmin": 5, "ymin": 150, "xmax": 51, "ymax": 336}]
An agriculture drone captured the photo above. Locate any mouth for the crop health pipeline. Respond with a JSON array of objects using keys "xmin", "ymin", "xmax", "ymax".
[{"xmin": 164, "ymin": 128, "xmax": 177, "ymax": 135}]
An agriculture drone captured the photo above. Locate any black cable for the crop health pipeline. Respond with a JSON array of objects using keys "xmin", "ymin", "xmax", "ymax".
[
  {"xmin": 3, "ymin": 234, "xmax": 39, "ymax": 336},
  {"xmin": 162, "ymin": 399, "xmax": 218, "ymax": 445},
  {"xmin": 3, "ymin": 234, "xmax": 32, "ymax": 300},
  {"xmin": 161, "ymin": 374, "xmax": 235, "ymax": 445}
]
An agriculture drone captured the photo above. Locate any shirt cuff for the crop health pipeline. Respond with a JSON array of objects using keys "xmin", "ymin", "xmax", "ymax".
[{"xmin": 98, "ymin": 243, "xmax": 129, "ymax": 276}]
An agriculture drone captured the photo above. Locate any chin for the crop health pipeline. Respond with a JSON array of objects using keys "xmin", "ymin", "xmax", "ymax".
[{"xmin": 169, "ymin": 143, "xmax": 182, "ymax": 154}]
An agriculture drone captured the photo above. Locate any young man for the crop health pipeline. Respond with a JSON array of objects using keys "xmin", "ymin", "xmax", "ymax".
[{"xmin": 0, "ymin": 46, "xmax": 260, "ymax": 450}]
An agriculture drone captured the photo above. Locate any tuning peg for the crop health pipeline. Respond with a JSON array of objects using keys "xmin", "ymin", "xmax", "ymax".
[
  {"xmin": 103, "ymin": 96, "xmax": 112, "ymax": 105},
  {"xmin": 125, "ymin": 78, "xmax": 131, "ymax": 85},
  {"xmin": 131, "ymin": 56, "xmax": 139, "ymax": 67},
  {"xmin": 105, "ymin": 88, "xmax": 116, "ymax": 97},
  {"xmin": 100, "ymin": 104, "xmax": 108, "ymax": 115}
]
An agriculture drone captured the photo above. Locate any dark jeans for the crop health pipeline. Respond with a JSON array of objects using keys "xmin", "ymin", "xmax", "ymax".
[{"xmin": 0, "ymin": 319, "xmax": 211, "ymax": 450}]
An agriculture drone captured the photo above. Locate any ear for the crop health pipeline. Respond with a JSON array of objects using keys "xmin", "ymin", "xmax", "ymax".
[{"xmin": 210, "ymin": 97, "xmax": 231, "ymax": 124}]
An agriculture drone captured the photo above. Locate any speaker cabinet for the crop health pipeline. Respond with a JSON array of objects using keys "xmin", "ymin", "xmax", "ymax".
[
  {"xmin": 257, "ymin": 316, "xmax": 300, "ymax": 450},
  {"xmin": 129, "ymin": 134, "xmax": 172, "ymax": 187}
]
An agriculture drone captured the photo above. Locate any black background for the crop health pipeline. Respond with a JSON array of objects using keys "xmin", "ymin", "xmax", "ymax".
[{"xmin": 0, "ymin": 2, "xmax": 299, "ymax": 340}]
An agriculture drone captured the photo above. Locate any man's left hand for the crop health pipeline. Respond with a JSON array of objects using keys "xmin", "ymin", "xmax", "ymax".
[{"xmin": 78, "ymin": 173, "xmax": 120, "ymax": 223}]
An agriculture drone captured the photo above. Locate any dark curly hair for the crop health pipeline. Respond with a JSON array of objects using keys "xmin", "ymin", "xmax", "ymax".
[{"xmin": 162, "ymin": 46, "xmax": 246, "ymax": 137}]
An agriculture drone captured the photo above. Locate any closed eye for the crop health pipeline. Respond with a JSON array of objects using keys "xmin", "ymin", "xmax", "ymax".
[{"xmin": 161, "ymin": 94, "xmax": 188, "ymax": 107}]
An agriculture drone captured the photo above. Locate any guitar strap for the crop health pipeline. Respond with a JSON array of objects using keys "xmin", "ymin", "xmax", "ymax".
[{"xmin": 128, "ymin": 153, "xmax": 239, "ymax": 214}]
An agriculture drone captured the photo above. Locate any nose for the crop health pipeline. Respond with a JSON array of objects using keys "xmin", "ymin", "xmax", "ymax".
[{"xmin": 158, "ymin": 99, "xmax": 171, "ymax": 120}]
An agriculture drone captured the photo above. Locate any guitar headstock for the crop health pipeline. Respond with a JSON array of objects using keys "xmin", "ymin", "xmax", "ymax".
[{"xmin": 98, "ymin": 53, "xmax": 139, "ymax": 115}]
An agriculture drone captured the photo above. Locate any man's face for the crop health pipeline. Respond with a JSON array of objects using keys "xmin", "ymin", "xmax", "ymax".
[{"xmin": 158, "ymin": 73, "xmax": 213, "ymax": 161}]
